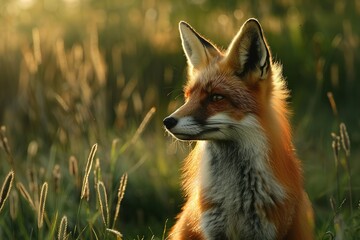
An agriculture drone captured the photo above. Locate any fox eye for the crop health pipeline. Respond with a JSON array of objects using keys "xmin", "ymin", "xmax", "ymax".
[{"xmin": 210, "ymin": 94, "xmax": 224, "ymax": 102}]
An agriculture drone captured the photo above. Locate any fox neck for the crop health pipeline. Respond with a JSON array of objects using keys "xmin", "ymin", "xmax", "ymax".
[
  {"xmin": 199, "ymin": 121, "xmax": 286, "ymax": 205},
  {"xmin": 197, "ymin": 115, "xmax": 288, "ymax": 237}
]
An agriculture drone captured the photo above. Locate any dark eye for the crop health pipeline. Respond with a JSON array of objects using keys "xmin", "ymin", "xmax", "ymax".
[{"xmin": 210, "ymin": 94, "xmax": 224, "ymax": 102}]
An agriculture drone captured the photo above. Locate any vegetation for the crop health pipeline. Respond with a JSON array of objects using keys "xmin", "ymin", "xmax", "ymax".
[{"xmin": 0, "ymin": 0, "xmax": 359, "ymax": 239}]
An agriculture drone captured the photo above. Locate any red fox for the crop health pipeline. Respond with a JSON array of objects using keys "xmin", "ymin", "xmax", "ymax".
[{"xmin": 163, "ymin": 18, "xmax": 314, "ymax": 239}]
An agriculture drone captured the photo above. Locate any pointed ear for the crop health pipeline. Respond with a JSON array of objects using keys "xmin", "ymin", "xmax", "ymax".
[
  {"xmin": 225, "ymin": 18, "xmax": 270, "ymax": 79},
  {"xmin": 179, "ymin": 21, "xmax": 220, "ymax": 70}
]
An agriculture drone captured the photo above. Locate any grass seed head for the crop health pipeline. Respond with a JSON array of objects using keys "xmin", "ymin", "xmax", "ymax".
[
  {"xmin": 58, "ymin": 215, "xmax": 68, "ymax": 240},
  {"xmin": 37, "ymin": 182, "xmax": 48, "ymax": 228},
  {"xmin": 81, "ymin": 143, "xmax": 97, "ymax": 200},
  {"xmin": 339, "ymin": 123, "xmax": 350, "ymax": 157},
  {"xmin": 0, "ymin": 170, "xmax": 15, "ymax": 213},
  {"xmin": 96, "ymin": 181, "xmax": 109, "ymax": 227},
  {"xmin": 113, "ymin": 173, "xmax": 128, "ymax": 228}
]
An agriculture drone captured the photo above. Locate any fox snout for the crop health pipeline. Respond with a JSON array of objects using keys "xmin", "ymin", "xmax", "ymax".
[
  {"xmin": 163, "ymin": 114, "xmax": 203, "ymax": 140},
  {"xmin": 163, "ymin": 112, "xmax": 235, "ymax": 141}
]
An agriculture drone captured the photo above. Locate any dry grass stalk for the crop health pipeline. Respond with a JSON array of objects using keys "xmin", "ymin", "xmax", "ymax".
[
  {"xmin": 0, "ymin": 126, "xmax": 14, "ymax": 166},
  {"xmin": 339, "ymin": 122, "xmax": 353, "ymax": 215},
  {"xmin": 38, "ymin": 182, "xmax": 48, "ymax": 228},
  {"xmin": 32, "ymin": 28, "xmax": 42, "ymax": 65},
  {"xmin": 93, "ymin": 158, "xmax": 101, "ymax": 208},
  {"xmin": 96, "ymin": 181, "xmax": 109, "ymax": 227},
  {"xmin": 90, "ymin": 26, "xmax": 106, "ymax": 86},
  {"xmin": 339, "ymin": 123, "xmax": 350, "ymax": 157},
  {"xmin": 53, "ymin": 164, "xmax": 61, "ymax": 193},
  {"xmin": 69, "ymin": 156, "xmax": 79, "ymax": 176},
  {"xmin": 331, "ymin": 135, "xmax": 341, "ymax": 202},
  {"xmin": 69, "ymin": 156, "xmax": 80, "ymax": 187},
  {"xmin": 331, "ymin": 133, "xmax": 341, "ymax": 162},
  {"xmin": 54, "ymin": 93, "xmax": 70, "ymax": 112},
  {"xmin": 16, "ymin": 182, "xmax": 36, "ymax": 210},
  {"xmin": 58, "ymin": 215, "xmax": 68, "ymax": 240},
  {"xmin": 28, "ymin": 167, "xmax": 39, "ymax": 209},
  {"xmin": 327, "ymin": 92, "xmax": 338, "ymax": 116},
  {"xmin": 93, "ymin": 158, "xmax": 101, "ymax": 189},
  {"xmin": 0, "ymin": 170, "xmax": 15, "ymax": 213},
  {"xmin": 81, "ymin": 143, "xmax": 98, "ymax": 200},
  {"xmin": 84, "ymin": 181, "xmax": 90, "ymax": 202},
  {"xmin": 106, "ymin": 228, "xmax": 123, "ymax": 240},
  {"xmin": 27, "ymin": 140, "xmax": 39, "ymax": 158},
  {"xmin": 55, "ymin": 39, "xmax": 69, "ymax": 78},
  {"xmin": 130, "ymin": 107, "xmax": 156, "ymax": 145},
  {"xmin": 112, "ymin": 173, "xmax": 128, "ymax": 228},
  {"xmin": 10, "ymin": 190, "xmax": 18, "ymax": 220}
]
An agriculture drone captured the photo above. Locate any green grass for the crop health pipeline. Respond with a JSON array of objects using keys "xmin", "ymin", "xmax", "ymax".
[{"xmin": 0, "ymin": 0, "xmax": 360, "ymax": 239}]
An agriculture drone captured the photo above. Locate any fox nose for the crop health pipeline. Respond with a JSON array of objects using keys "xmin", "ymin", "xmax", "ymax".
[{"xmin": 163, "ymin": 117, "xmax": 178, "ymax": 129}]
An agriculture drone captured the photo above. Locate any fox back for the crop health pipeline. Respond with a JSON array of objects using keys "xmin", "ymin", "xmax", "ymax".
[{"xmin": 163, "ymin": 18, "xmax": 314, "ymax": 240}]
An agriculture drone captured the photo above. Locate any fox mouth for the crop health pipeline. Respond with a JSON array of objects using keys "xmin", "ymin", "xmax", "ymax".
[{"xmin": 170, "ymin": 127, "xmax": 220, "ymax": 140}]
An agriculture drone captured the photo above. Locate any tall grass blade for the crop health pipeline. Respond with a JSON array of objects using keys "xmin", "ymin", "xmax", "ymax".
[
  {"xmin": 120, "ymin": 107, "xmax": 156, "ymax": 152},
  {"xmin": 16, "ymin": 182, "xmax": 36, "ymax": 210}
]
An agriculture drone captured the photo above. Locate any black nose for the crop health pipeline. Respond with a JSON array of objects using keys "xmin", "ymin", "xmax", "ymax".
[{"xmin": 163, "ymin": 117, "xmax": 178, "ymax": 129}]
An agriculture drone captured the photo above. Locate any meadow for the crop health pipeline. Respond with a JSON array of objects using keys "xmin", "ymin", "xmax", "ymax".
[{"xmin": 0, "ymin": 0, "xmax": 360, "ymax": 239}]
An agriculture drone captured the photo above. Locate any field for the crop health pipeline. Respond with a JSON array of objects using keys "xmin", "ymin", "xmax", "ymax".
[{"xmin": 0, "ymin": 0, "xmax": 360, "ymax": 239}]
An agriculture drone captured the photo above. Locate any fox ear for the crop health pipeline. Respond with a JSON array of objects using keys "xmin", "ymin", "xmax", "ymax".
[
  {"xmin": 179, "ymin": 21, "xmax": 220, "ymax": 70},
  {"xmin": 226, "ymin": 18, "xmax": 270, "ymax": 79}
]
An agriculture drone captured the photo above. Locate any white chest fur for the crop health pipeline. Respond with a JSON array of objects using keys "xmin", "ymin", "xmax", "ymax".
[{"xmin": 198, "ymin": 116, "xmax": 285, "ymax": 239}]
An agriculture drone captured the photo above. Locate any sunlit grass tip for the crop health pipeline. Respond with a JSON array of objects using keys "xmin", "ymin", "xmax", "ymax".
[
  {"xmin": 38, "ymin": 182, "xmax": 48, "ymax": 228},
  {"xmin": 81, "ymin": 143, "xmax": 98, "ymax": 200},
  {"xmin": 0, "ymin": 170, "xmax": 15, "ymax": 213},
  {"xmin": 58, "ymin": 215, "xmax": 68, "ymax": 240}
]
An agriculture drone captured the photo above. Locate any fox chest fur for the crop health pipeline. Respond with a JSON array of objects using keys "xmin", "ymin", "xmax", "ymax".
[{"xmin": 196, "ymin": 131, "xmax": 286, "ymax": 239}]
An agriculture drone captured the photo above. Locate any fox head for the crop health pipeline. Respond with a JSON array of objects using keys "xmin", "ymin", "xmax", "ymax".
[{"xmin": 164, "ymin": 18, "xmax": 285, "ymax": 141}]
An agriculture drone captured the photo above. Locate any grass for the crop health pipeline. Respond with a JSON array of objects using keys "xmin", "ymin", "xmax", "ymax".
[{"xmin": 0, "ymin": 0, "xmax": 360, "ymax": 239}]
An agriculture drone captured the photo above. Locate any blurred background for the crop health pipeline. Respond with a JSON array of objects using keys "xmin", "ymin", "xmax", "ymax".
[{"xmin": 0, "ymin": 0, "xmax": 359, "ymax": 239}]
